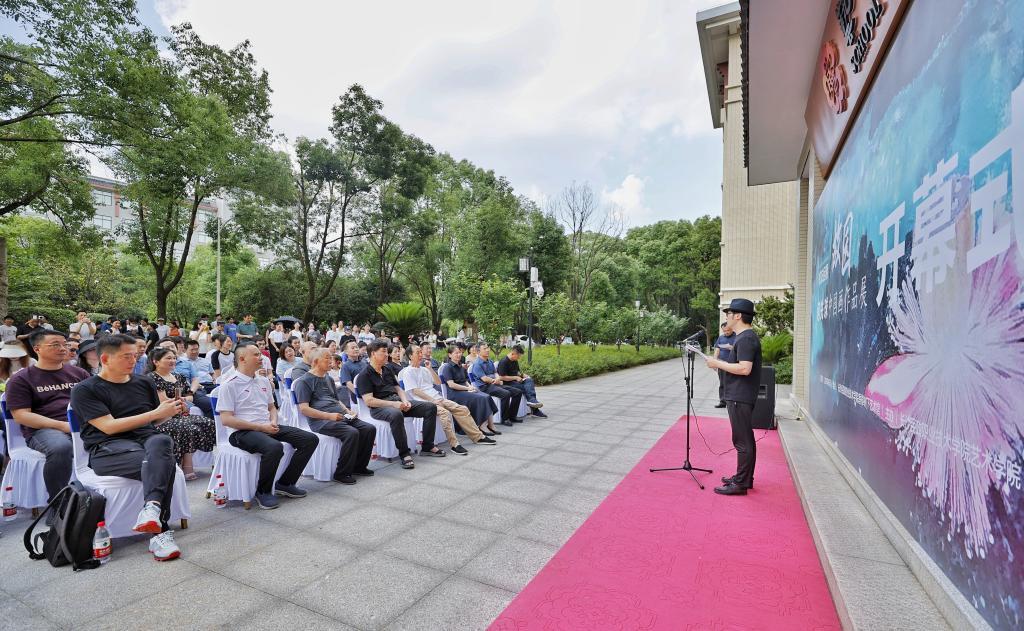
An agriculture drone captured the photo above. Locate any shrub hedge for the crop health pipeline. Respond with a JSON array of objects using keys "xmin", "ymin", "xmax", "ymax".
[{"xmin": 428, "ymin": 344, "xmax": 680, "ymax": 386}]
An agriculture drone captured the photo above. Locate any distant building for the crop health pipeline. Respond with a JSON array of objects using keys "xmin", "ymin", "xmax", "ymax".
[
  {"xmin": 696, "ymin": 2, "xmax": 798, "ymax": 312},
  {"xmin": 86, "ymin": 175, "xmax": 274, "ymax": 267}
]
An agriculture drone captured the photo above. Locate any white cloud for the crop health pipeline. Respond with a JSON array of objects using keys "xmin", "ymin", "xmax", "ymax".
[
  {"xmin": 602, "ymin": 174, "xmax": 651, "ymax": 226},
  {"xmin": 152, "ymin": 0, "xmax": 724, "ymax": 222}
]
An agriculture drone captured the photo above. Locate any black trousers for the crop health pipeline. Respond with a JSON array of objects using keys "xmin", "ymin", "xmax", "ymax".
[
  {"xmin": 229, "ymin": 426, "xmax": 319, "ymax": 494},
  {"xmin": 89, "ymin": 433, "xmax": 175, "ymax": 531},
  {"xmin": 191, "ymin": 389, "xmax": 214, "ymax": 418},
  {"xmin": 369, "ymin": 400, "xmax": 438, "ymax": 457},
  {"xmin": 726, "ymin": 401, "xmax": 756, "ymax": 485},
  {"xmin": 479, "ymin": 383, "xmax": 522, "ymax": 421},
  {"xmin": 311, "ymin": 418, "xmax": 376, "ymax": 477},
  {"xmin": 717, "ymin": 370, "xmax": 725, "ymax": 404}
]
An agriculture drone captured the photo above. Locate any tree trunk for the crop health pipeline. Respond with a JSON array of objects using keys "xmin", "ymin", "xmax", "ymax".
[
  {"xmin": 156, "ymin": 285, "xmax": 168, "ymax": 320},
  {"xmin": 0, "ymin": 236, "xmax": 7, "ymax": 318}
]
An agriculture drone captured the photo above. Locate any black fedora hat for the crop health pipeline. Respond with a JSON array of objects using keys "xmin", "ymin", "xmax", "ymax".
[{"xmin": 723, "ymin": 298, "xmax": 757, "ymax": 316}]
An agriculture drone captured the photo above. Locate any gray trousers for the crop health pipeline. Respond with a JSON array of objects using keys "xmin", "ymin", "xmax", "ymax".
[
  {"xmin": 27, "ymin": 428, "xmax": 74, "ymax": 501},
  {"xmin": 89, "ymin": 433, "xmax": 176, "ymax": 531}
]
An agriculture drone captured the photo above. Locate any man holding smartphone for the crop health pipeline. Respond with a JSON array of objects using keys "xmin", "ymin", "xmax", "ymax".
[{"xmin": 294, "ymin": 348, "xmax": 377, "ymax": 485}]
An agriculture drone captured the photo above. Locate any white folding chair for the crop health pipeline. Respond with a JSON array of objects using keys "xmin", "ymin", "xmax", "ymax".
[
  {"xmin": 206, "ymin": 387, "xmax": 293, "ymax": 508},
  {"xmin": 0, "ymin": 394, "xmax": 49, "ymax": 511},
  {"xmin": 189, "ymin": 405, "xmax": 215, "ymax": 469},
  {"xmin": 278, "ymin": 369, "xmax": 299, "ymax": 427},
  {"xmin": 354, "ymin": 387, "xmax": 396, "ymax": 460},
  {"xmin": 66, "ymin": 406, "xmax": 190, "ymax": 537},
  {"xmin": 288, "ymin": 380, "xmax": 343, "ymax": 482}
]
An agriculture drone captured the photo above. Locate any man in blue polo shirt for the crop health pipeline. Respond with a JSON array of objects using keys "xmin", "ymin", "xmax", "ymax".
[
  {"xmin": 713, "ymin": 321, "xmax": 735, "ymax": 408},
  {"xmin": 338, "ymin": 340, "xmax": 368, "ymax": 407},
  {"xmin": 470, "ymin": 343, "xmax": 522, "ymax": 427}
]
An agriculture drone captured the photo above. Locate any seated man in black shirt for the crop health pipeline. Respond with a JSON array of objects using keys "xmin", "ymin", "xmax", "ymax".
[
  {"xmin": 294, "ymin": 348, "xmax": 376, "ymax": 484},
  {"xmin": 705, "ymin": 298, "xmax": 762, "ymax": 496},
  {"xmin": 496, "ymin": 345, "xmax": 546, "ymax": 418},
  {"xmin": 355, "ymin": 340, "xmax": 441, "ymax": 470},
  {"xmin": 69, "ymin": 334, "xmax": 186, "ymax": 561}
]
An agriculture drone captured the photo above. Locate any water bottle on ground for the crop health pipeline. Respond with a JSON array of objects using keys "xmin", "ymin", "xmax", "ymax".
[
  {"xmin": 214, "ymin": 482, "xmax": 227, "ymax": 508},
  {"xmin": 2, "ymin": 486, "xmax": 15, "ymax": 522},
  {"xmin": 93, "ymin": 521, "xmax": 111, "ymax": 564}
]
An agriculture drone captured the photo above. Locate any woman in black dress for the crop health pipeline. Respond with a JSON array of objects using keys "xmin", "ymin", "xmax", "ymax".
[
  {"xmin": 148, "ymin": 347, "xmax": 217, "ymax": 480},
  {"xmin": 439, "ymin": 344, "xmax": 500, "ymax": 435}
]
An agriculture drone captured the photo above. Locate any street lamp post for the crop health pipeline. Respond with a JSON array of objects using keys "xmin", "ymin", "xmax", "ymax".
[
  {"xmin": 635, "ymin": 300, "xmax": 641, "ymax": 352},
  {"xmin": 215, "ymin": 200, "xmax": 222, "ymax": 314},
  {"xmin": 519, "ymin": 255, "xmax": 534, "ymax": 365}
]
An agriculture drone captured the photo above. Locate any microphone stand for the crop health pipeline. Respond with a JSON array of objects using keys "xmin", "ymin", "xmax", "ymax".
[{"xmin": 649, "ymin": 338, "xmax": 713, "ymax": 489}]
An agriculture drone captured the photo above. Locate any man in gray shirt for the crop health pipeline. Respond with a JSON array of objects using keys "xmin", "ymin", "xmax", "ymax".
[{"xmin": 293, "ymin": 348, "xmax": 376, "ymax": 484}]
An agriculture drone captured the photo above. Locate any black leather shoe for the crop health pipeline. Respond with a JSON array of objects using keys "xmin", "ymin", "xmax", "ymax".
[
  {"xmin": 721, "ymin": 475, "xmax": 753, "ymax": 489},
  {"xmin": 512, "ymin": 417, "xmax": 525, "ymax": 423},
  {"xmin": 714, "ymin": 402, "xmax": 727, "ymax": 408},
  {"xmin": 501, "ymin": 419, "xmax": 514, "ymax": 427},
  {"xmin": 714, "ymin": 483, "xmax": 748, "ymax": 496}
]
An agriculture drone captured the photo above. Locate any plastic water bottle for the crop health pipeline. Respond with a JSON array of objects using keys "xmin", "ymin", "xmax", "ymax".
[
  {"xmin": 93, "ymin": 521, "xmax": 111, "ymax": 564},
  {"xmin": 2, "ymin": 486, "xmax": 15, "ymax": 522},
  {"xmin": 213, "ymin": 482, "xmax": 227, "ymax": 508}
]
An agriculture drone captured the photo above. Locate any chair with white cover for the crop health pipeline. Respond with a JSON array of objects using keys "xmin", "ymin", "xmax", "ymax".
[
  {"xmin": 66, "ymin": 406, "xmax": 190, "ymax": 537},
  {"xmin": 354, "ymin": 387, "xmax": 396, "ymax": 460},
  {"xmin": 188, "ymin": 405, "xmax": 215, "ymax": 469},
  {"xmin": 1, "ymin": 394, "xmax": 49, "ymax": 512},
  {"xmin": 397, "ymin": 379, "xmax": 424, "ymax": 453},
  {"xmin": 288, "ymin": 380, "xmax": 343, "ymax": 482},
  {"xmin": 205, "ymin": 387, "xmax": 293, "ymax": 508},
  {"xmin": 278, "ymin": 370, "xmax": 299, "ymax": 427}
]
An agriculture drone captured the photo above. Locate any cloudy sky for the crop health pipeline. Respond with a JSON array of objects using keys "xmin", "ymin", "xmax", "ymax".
[{"xmin": 145, "ymin": 1, "xmax": 728, "ymax": 226}]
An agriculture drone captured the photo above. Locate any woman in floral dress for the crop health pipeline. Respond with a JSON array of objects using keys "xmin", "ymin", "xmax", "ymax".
[{"xmin": 148, "ymin": 347, "xmax": 217, "ymax": 480}]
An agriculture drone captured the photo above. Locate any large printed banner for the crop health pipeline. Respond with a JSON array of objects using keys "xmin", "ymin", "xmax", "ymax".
[{"xmin": 810, "ymin": 0, "xmax": 1023, "ymax": 627}]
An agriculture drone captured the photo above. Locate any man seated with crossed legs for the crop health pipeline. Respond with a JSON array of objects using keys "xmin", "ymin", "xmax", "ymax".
[{"xmin": 69, "ymin": 334, "xmax": 184, "ymax": 561}]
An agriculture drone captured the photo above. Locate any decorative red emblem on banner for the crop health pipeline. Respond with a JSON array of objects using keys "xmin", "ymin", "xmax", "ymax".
[{"xmin": 821, "ymin": 40, "xmax": 849, "ymax": 115}]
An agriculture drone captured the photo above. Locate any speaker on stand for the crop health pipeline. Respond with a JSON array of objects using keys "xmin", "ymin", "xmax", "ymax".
[{"xmin": 752, "ymin": 365, "xmax": 776, "ymax": 429}]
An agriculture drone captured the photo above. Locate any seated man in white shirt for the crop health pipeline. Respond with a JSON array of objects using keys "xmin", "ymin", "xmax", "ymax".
[
  {"xmin": 294, "ymin": 348, "xmax": 377, "ymax": 484},
  {"xmin": 398, "ymin": 344, "xmax": 495, "ymax": 454},
  {"xmin": 215, "ymin": 345, "xmax": 319, "ymax": 510}
]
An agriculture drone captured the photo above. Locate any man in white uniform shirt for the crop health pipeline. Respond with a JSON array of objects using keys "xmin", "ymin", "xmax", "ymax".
[
  {"xmin": 216, "ymin": 345, "xmax": 319, "ymax": 510},
  {"xmin": 399, "ymin": 344, "xmax": 494, "ymax": 454}
]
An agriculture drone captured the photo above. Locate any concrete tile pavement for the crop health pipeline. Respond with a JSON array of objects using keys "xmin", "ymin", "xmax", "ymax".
[{"xmin": 0, "ymin": 357, "xmax": 722, "ymax": 630}]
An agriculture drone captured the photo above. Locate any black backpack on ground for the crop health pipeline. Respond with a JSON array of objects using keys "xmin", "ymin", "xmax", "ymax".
[{"xmin": 23, "ymin": 481, "xmax": 106, "ymax": 571}]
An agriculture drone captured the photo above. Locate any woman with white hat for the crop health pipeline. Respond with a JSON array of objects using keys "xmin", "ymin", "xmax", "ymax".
[{"xmin": 0, "ymin": 340, "xmax": 33, "ymax": 387}]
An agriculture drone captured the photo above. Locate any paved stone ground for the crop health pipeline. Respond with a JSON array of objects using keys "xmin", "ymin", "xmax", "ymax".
[{"xmin": 0, "ymin": 357, "xmax": 724, "ymax": 630}]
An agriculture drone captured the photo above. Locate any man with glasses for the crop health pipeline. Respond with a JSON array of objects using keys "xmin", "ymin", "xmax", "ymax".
[
  {"xmin": 5, "ymin": 330, "xmax": 90, "ymax": 501},
  {"xmin": 705, "ymin": 299, "xmax": 762, "ymax": 496},
  {"xmin": 69, "ymin": 334, "xmax": 186, "ymax": 560}
]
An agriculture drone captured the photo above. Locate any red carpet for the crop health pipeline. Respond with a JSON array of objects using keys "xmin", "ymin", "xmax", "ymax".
[{"xmin": 491, "ymin": 416, "xmax": 841, "ymax": 631}]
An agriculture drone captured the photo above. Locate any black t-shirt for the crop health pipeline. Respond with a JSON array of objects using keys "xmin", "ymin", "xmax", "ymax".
[
  {"xmin": 69, "ymin": 374, "xmax": 160, "ymax": 451},
  {"xmin": 338, "ymin": 334, "xmax": 356, "ymax": 348},
  {"xmin": 496, "ymin": 356, "xmax": 520, "ymax": 377},
  {"xmin": 439, "ymin": 361, "xmax": 469, "ymax": 386},
  {"xmin": 722, "ymin": 329, "xmax": 762, "ymax": 405},
  {"xmin": 16, "ymin": 323, "xmax": 45, "ymax": 339},
  {"xmin": 354, "ymin": 363, "xmax": 400, "ymax": 401}
]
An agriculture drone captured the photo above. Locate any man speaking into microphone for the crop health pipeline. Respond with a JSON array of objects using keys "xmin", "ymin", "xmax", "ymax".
[{"xmin": 704, "ymin": 298, "xmax": 762, "ymax": 496}]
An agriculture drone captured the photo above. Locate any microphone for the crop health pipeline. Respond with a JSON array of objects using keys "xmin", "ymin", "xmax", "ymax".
[{"xmin": 681, "ymin": 330, "xmax": 704, "ymax": 343}]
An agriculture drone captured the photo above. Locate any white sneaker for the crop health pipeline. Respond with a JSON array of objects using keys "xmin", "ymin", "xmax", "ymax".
[
  {"xmin": 149, "ymin": 530, "xmax": 181, "ymax": 562},
  {"xmin": 133, "ymin": 501, "xmax": 162, "ymax": 534}
]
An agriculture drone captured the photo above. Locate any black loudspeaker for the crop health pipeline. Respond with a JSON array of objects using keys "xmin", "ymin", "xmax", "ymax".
[{"xmin": 752, "ymin": 365, "xmax": 776, "ymax": 429}]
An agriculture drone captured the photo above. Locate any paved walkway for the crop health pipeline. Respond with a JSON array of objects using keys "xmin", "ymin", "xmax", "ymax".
[{"xmin": 0, "ymin": 357, "xmax": 722, "ymax": 630}]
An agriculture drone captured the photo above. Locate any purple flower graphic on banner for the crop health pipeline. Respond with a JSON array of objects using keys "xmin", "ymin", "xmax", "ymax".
[{"xmin": 866, "ymin": 250, "xmax": 1024, "ymax": 556}]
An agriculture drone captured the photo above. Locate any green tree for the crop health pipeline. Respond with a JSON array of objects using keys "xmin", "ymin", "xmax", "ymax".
[
  {"xmin": 377, "ymin": 302, "xmax": 428, "ymax": 338},
  {"xmin": 473, "ymin": 276, "xmax": 523, "ymax": 346},
  {"xmin": 111, "ymin": 24, "xmax": 283, "ymax": 318},
  {"xmin": 536, "ymin": 292, "xmax": 577, "ymax": 355},
  {"xmin": 756, "ymin": 289, "xmax": 795, "ymax": 335}
]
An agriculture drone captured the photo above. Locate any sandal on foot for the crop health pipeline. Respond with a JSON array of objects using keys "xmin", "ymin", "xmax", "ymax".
[
  {"xmin": 422, "ymin": 448, "xmax": 446, "ymax": 457},
  {"xmin": 401, "ymin": 456, "xmax": 415, "ymax": 469}
]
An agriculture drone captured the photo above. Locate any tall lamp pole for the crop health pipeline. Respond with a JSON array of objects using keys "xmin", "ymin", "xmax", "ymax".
[
  {"xmin": 215, "ymin": 200, "xmax": 222, "ymax": 314},
  {"xmin": 635, "ymin": 300, "xmax": 641, "ymax": 352},
  {"xmin": 519, "ymin": 255, "xmax": 534, "ymax": 365}
]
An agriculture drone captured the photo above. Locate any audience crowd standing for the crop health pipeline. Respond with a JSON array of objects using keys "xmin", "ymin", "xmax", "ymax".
[{"xmin": 0, "ymin": 312, "xmax": 547, "ymax": 561}]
